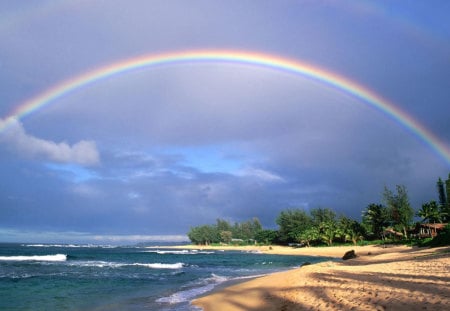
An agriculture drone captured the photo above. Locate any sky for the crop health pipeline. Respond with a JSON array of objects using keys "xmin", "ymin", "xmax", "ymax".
[{"xmin": 1, "ymin": 0, "xmax": 450, "ymax": 244}]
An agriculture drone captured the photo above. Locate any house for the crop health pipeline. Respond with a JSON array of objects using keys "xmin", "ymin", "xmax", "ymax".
[{"xmin": 419, "ymin": 223, "xmax": 448, "ymax": 238}]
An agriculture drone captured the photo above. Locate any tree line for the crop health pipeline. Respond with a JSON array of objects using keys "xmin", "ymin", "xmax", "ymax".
[{"xmin": 187, "ymin": 173, "xmax": 450, "ymax": 246}]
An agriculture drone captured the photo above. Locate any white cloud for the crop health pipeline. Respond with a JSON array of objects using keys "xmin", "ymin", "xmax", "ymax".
[{"xmin": 0, "ymin": 118, "xmax": 99, "ymax": 166}]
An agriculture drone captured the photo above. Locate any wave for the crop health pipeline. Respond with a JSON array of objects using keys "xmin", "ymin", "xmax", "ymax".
[
  {"xmin": 155, "ymin": 272, "xmax": 269, "ymax": 305},
  {"xmin": 23, "ymin": 244, "xmax": 117, "ymax": 248},
  {"xmin": 149, "ymin": 250, "xmax": 190, "ymax": 255},
  {"xmin": 66, "ymin": 261, "xmax": 185, "ymax": 269},
  {"xmin": 0, "ymin": 254, "xmax": 67, "ymax": 262},
  {"xmin": 146, "ymin": 249, "xmax": 214, "ymax": 255},
  {"xmin": 156, "ymin": 273, "xmax": 228, "ymax": 304},
  {"xmin": 134, "ymin": 262, "xmax": 185, "ymax": 269}
]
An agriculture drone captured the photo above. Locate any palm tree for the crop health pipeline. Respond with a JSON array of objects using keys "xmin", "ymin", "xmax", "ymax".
[
  {"xmin": 362, "ymin": 203, "xmax": 389, "ymax": 239},
  {"xmin": 417, "ymin": 201, "xmax": 441, "ymax": 223},
  {"xmin": 320, "ymin": 221, "xmax": 337, "ymax": 246},
  {"xmin": 297, "ymin": 226, "xmax": 320, "ymax": 247}
]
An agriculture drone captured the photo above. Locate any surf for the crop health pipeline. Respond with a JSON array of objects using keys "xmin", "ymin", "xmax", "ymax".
[{"xmin": 0, "ymin": 254, "xmax": 67, "ymax": 262}]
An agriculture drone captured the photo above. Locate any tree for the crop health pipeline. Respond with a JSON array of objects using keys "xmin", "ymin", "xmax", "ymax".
[
  {"xmin": 216, "ymin": 218, "xmax": 232, "ymax": 232},
  {"xmin": 276, "ymin": 209, "xmax": 312, "ymax": 243},
  {"xmin": 298, "ymin": 226, "xmax": 320, "ymax": 247},
  {"xmin": 338, "ymin": 215, "xmax": 365, "ymax": 245},
  {"xmin": 417, "ymin": 201, "xmax": 441, "ymax": 224},
  {"xmin": 442, "ymin": 174, "xmax": 450, "ymax": 222},
  {"xmin": 187, "ymin": 225, "xmax": 219, "ymax": 245},
  {"xmin": 232, "ymin": 218, "xmax": 262, "ymax": 241},
  {"xmin": 320, "ymin": 221, "xmax": 337, "ymax": 246},
  {"xmin": 255, "ymin": 229, "xmax": 279, "ymax": 245},
  {"xmin": 219, "ymin": 231, "xmax": 233, "ymax": 244},
  {"xmin": 383, "ymin": 185, "xmax": 414, "ymax": 238},
  {"xmin": 437, "ymin": 178, "xmax": 447, "ymax": 209},
  {"xmin": 309, "ymin": 208, "xmax": 337, "ymax": 246},
  {"xmin": 362, "ymin": 203, "xmax": 389, "ymax": 239},
  {"xmin": 310, "ymin": 207, "xmax": 336, "ymax": 226}
]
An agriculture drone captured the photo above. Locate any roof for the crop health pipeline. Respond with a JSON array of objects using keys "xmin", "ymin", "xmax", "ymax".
[{"xmin": 420, "ymin": 223, "xmax": 448, "ymax": 230}]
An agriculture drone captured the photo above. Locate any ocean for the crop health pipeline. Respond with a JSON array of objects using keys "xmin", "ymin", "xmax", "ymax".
[{"xmin": 0, "ymin": 243, "xmax": 331, "ymax": 310}]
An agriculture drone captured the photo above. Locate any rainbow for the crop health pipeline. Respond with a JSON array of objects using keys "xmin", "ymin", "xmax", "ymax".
[{"xmin": 1, "ymin": 49, "xmax": 449, "ymax": 166}]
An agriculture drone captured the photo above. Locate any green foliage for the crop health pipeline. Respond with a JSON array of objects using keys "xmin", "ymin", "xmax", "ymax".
[
  {"xmin": 187, "ymin": 173, "xmax": 450, "ymax": 248},
  {"xmin": 187, "ymin": 224, "xmax": 219, "ymax": 245},
  {"xmin": 232, "ymin": 217, "xmax": 262, "ymax": 240},
  {"xmin": 187, "ymin": 217, "xmax": 263, "ymax": 245},
  {"xmin": 255, "ymin": 229, "xmax": 279, "ymax": 245},
  {"xmin": 319, "ymin": 221, "xmax": 338, "ymax": 246},
  {"xmin": 417, "ymin": 201, "xmax": 441, "ymax": 223},
  {"xmin": 276, "ymin": 209, "xmax": 312, "ymax": 243},
  {"xmin": 383, "ymin": 185, "xmax": 414, "ymax": 238},
  {"xmin": 420, "ymin": 224, "xmax": 450, "ymax": 247},
  {"xmin": 440, "ymin": 174, "xmax": 450, "ymax": 222},
  {"xmin": 297, "ymin": 226, "xmax": 320, "ymax": 247},
  {"xmin": 219, "ymin": 231, "xmax": 232, "ymax": 244},
  {"xmin": 437, "ymin": 178, "xmax": 447, "ymax": 209},
  {"xmin": 362, "ymin": 204, "xmax": 389, "ymax": 239},
  {"xmin": 310, "ymin": 207, "xmax": 336, "ymax": 226},
  {"xmin": 338, "ymin": 215, "xmax": 366, "ymax": 245}
]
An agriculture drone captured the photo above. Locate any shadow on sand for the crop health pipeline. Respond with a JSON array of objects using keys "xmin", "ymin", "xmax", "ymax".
[{"xmin": 194, "ymin": 248, "xmax": 450, "ymax": 311}]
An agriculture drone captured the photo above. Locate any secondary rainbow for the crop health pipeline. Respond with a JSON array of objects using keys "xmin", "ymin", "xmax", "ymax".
[{"xmin": 1, "ymin": 49, "xmax": 449, "ymax": 166}]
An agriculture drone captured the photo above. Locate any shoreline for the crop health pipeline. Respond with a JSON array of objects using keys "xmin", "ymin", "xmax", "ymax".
[
  {"xmin": 151, "ymin": 243, "xmax": 415, "ymax": 258},
  {"xmin": 185, "ymin": 245, "xmax": 450, "ymax": 311}
]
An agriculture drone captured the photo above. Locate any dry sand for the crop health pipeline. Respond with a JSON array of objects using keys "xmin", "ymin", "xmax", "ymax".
[{"xmin": 188, "ymin": 245, "xmax": 450, "ymax": 311}]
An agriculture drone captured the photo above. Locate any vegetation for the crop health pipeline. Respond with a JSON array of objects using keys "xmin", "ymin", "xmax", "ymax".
[
  {"xmin": 187, "ymin": 173, "xmax": 450, "ymax": 247},
  {"xmin": 187, "ymin": 218, "xmax": 262, "ymax": 245}
]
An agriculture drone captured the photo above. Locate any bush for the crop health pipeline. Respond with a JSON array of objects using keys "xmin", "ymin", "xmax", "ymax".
[{"xmin": 421, "ymin": 224, "xmax": 450, "ymax": 247}]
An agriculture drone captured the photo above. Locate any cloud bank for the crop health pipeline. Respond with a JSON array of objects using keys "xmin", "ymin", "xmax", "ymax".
[{"xmin": 0, "ymin": 118, "xmax": 99, "ymax": 166}]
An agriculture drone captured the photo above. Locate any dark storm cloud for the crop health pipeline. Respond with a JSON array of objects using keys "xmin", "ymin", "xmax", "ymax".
[{"xmin": 0, "ymin": 1, "xmax": 449, "ymax": 242}]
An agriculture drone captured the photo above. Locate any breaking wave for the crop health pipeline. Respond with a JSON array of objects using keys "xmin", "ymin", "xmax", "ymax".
[
  {"xmin": 145, "ymin": 249, "xmax": 215, "ymax": 255},
  {"xmin": 156, "ymin": 273, "xmax": 228, "ymax": 304},
  {"xmin": 0, "ymin": 254, "xmax": 67, "ymax": 262},
  {"xmin": 66, "ymin": 261, "xmax": 185, "ymax": 269}
]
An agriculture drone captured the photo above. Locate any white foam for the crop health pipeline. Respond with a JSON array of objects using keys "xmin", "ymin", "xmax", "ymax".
[
  {"xmin": 67, "ymin": 260, "xmax": 125, "ymax": 268},
  {"xmin": 66, "ymin": 261, "xmax": 185, "ymax": 269},
  {"xmin": 135, "ymin": 262, "xmax": 185, "ymax": 269},
  {"xmin": 23, "ymin": 244, "xmax": 116, "ymax": 248},
  {"xmin": 153, "ymin": 250, "xmax": 190, "ymax": 255},
  {"xmin": 0, "ymin": 254, "xmax": 67, "ymax": 262},
  {"xmin": 145, "ymin": 249, "xmax": 214, "ymax": 255},
  {"xmin": 156, "ymin": 283, "xmax": 216, "ymax": 304},
  {"xmin": 156, "ymin": 273, "xmax": 228, "ymax": 304}
]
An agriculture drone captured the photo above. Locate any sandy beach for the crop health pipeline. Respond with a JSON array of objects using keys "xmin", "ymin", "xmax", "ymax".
[{"xmin": 188, "ymin": 245, "xmax": 450, "ymax": 311}]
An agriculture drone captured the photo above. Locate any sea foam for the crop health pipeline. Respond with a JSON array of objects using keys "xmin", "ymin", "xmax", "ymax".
[
  {"xmin": 0, "ymin": 254, "xmax": 67, "ymax": 262},
  {"xmin": 135, "ymin": 262, "xmax": 185, "ymax": 269},
  {"xmin": 156, "ymin": 273, "xmax": 228, "ymax": 304},
  {"xmin": 145, "ymin": 249, "xmax": 214, "ymax": 255},
  {"xmin": 67, "ymin": 261, "xmax": 185, "ymax": 269}
]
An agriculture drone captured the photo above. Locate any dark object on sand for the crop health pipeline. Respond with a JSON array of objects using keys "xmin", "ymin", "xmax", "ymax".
[
  {"xmin": 342, "ymin": 250, "xmax": 357, "ymax": 260},
  {"xmin": 301, "ymin": 262, "xmax": 312, "ymax": 267}
]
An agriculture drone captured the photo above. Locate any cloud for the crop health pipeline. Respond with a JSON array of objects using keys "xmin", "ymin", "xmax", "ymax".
[
  {"xmin": 0, "ymin": 118, "xmax": 99, "ymax": 166},
  {"xmin": 0, "ymin": 228, "xmax": 189, "ymax": 244},
  {"xmin": 1, "ymin": 1, "xmax": 449, "ymax": 241}
]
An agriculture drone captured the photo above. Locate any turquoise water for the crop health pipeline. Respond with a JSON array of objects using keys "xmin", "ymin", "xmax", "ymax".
[{"xmin": 0, "ymin": 243, "xmax": 331, "ymax": 310}]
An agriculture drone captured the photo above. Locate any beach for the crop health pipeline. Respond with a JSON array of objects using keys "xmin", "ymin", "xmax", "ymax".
[{"xmin": 191, "ymin": 245, "xmax": 450, "ymax": 310}]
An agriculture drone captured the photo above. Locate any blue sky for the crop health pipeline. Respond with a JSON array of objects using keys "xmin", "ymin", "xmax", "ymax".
[{"xmin": 1, "ymin": 1, "xmax": 450, "ymax": 244}]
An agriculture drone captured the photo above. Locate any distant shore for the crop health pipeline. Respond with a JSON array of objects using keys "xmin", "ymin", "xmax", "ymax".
[
  {"xmin": 169, "ymin": 244, "xmax": 450, "ymax": 311},
  {"xmin": 156, "ymin": 243, "xmax": 414, "ymax": 258}
]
